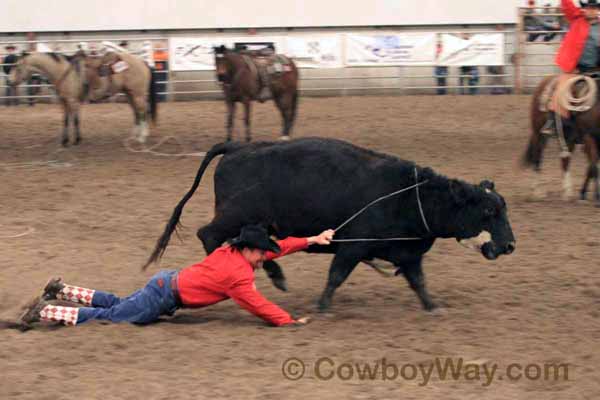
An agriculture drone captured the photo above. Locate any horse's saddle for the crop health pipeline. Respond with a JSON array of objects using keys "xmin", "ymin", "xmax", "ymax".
[
  {"xmin": 540, "ymin": 73, "xmax": 599, "ymax": 119},
  {"xmin": 98, "ymin": 54, "xmax": 129, "ymax": 77}
]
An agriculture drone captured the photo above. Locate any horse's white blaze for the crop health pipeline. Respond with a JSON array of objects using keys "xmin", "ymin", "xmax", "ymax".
[
  {"xmin": 562, "ymin": 171, "xmax": 573, "ymax": 199},
  {"xmin": 459, "ymin": 230, "xmax": 492, "ymax": 252}
]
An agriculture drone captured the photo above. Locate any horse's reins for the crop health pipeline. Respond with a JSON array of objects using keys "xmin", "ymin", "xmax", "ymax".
[{"xmin": 330, "ymin": 167, "xmax": 431, "ymax": 243}]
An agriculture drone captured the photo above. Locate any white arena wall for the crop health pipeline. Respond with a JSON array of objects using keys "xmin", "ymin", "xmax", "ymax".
[
  {"xmin": 0, "ymin": 1, "xmax": 560, "ymax": 98},
  {"xmin": 2, "ymin": 0, "xmax": 521, "ymax": 32}
]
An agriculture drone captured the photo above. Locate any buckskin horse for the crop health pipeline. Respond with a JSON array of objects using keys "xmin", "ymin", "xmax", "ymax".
[
  {"xmin": 85, "ymin": 50, "xmax": 157, "ymax": 143},
  {"xmin": 213, "ymin": 45, "xmax": 299, "ymax": 142},
  {"xmin": 522, "ymin": 74, "xmax": 600, "ymax": 205},
  {"xmin": 8, "ymin": 51, "xmax": 87, "ymax": 146}
]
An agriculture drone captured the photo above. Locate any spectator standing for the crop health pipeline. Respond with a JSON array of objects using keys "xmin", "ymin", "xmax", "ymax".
[{"xmin": 3, "ymin": 44, "xmax": 19, "ymax": 106}]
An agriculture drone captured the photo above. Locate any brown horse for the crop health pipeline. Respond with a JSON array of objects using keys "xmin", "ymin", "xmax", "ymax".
[
  {"xmin": 213, "ymin": 45, "xmax": 299, "ymax": 142},
  {"xmin": 522, "ymin": 74, "xmax": 600, "ymax": 205},
  {"xmin": 85, "ymin": 51, "xmax": 157, "ymax": 143},
  {"xmin": 8, "ymin": 51, "xmax": 87, "ymax": 146}
]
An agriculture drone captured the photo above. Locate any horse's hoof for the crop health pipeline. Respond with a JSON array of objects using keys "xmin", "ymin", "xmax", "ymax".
[
  {"xmin": 73, "ymin": 138, "xmax": 81, "ymax": 146},
  {"xmin": 136, "ymin": 136, "xmax": 147, "ymax": 144},
  {"xmin": 280, "ymin": 135, "xmax": 290, "ymax": 141},
  {"xmin": 61, "ymin": 139, "xmax": 69, "ymax": 147}
]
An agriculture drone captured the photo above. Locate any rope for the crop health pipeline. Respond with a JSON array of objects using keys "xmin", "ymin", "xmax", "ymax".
[
  {"xmin": 541, "ymin": 75, "xmax": 597, "ymax": 113},
  {"xmin": 414, "ymin": 167, "xmax": 431, "ymax": 233},
  {"xmin": 330, "ymin": 167, "xmax": 429, "ymax": 243},
  {"xmin": 557, "ymin": 75, "xmax": 597, "ymax": 113},
  {"xmin": 123, "ymin": 136, "xmax": 206, "ymax": 157},
  {"xmin": 0, "ymin": 226, "xmax": 35, "ymax": 239}
]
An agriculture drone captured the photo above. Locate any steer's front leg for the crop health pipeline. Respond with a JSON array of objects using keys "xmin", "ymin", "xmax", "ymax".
[{"xmin": 400, "ymin": 258, "xmax": 437, "ymax": 311}]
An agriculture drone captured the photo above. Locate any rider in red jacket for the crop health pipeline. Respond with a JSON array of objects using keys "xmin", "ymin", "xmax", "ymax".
[
  {"xmin": 556, "ymin": 0, "xmax": 600, "ymax": 73},
  {"xmin": 542, "ymin": 0, "xmax": 600, "ymax": 134},
  {"xmin": 18, "ymin": 225, "xmax": 335, "ymax": 329}
]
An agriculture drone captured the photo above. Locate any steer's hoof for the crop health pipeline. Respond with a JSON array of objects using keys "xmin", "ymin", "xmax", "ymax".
[
  {"xmin": 318, "ymin": 298, "xmax": 331, "ymax": 312},
  {"xmin": 272, "ymin": 278, "xmax": 288, "ymax": 292}
]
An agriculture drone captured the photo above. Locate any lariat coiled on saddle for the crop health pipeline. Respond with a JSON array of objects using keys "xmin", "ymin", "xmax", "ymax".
[{"xmin": 540, "ymin": 74, "xmax": 597, "ymax": 114}]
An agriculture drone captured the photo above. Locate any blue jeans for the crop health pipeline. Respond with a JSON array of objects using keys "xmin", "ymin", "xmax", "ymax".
[{"xmin": 77, "ymin": 270, "xmax": 179, "ymax": 325}]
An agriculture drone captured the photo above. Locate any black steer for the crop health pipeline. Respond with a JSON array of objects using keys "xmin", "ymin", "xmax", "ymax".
[{"xmin": 145, "ymin": 138, "xmax": 515, "ymax": 311}]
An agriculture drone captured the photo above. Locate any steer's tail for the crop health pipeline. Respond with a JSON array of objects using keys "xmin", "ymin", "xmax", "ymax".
[{"xmin": 143, "ymin": 141, "xmax": 245, "ymax": 270}]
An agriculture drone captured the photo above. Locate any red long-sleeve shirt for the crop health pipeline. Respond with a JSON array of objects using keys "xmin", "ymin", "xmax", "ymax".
[
  {"xmin": 176, "ymin": 237, "xmax": 309, "ymax": 326},
  {"xmin": 556, "ymin": 0, "xmax": 591, "ymax": 72}
]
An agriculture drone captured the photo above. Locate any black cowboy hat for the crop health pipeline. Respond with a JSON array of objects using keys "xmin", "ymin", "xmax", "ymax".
[
  {"xmin": 581, "ymin": 0, "xmax": 600, "ymax": 7},
  {"xmin": 5, "ymin": 44, "xmax": 16, "ymax": 50},
  {"xmin": 230, "ymin": 225, "xmax": 281, "ymax": 253}
]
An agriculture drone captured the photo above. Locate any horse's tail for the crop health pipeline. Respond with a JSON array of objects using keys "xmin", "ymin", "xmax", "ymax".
[
  {"xmin": 521, "ymin": 75, "xmax": 554, "ymax": 170},
  {"xmin": 292, "ymin": 89, "xmax": 299, "ymax": 124},
  {"xmin": 142, "ymin": 141, "xmax": 246, "ymax": 270},
  {"xmin": 288, "ymin": 61, "xmax": 299, "ymax": 130},
  {"xmin": 148, "ymin": 65, "xmax": 158, "ymax": 125}
]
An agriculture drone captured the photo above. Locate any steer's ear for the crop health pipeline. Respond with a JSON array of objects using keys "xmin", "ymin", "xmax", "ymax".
[
  {"xmin": 479, "ymin": 180, "xmax": 495, "ymax": 191},
  {"xmin": 450, "ymin": 180, "xmax": 474, "ymax": 205}
]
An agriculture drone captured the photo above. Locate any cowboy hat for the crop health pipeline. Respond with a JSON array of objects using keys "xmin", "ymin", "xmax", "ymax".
[{"xmin": 230, "ymin": 225, "xmax": 281, "ymax": 253}]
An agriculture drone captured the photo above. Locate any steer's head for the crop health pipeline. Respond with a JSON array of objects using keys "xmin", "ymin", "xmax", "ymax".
[{"xmin": 450, "ymin": 180, "xmax": 515, "ymax": 260}]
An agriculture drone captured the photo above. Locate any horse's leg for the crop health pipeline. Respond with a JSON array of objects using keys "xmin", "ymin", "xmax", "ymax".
[
  {"xmin": 581, "ymin": 133, "xmax": 599, "ymax": 203},
  {"xmin": 243, "ymin": 99, "xmax": 252, "ymax": 142},
  {"xmin": 274, "ymin": 93, "xmax": 293, "ymax": 140},
  {"xmin": 73, "ymin": 102, "xmax": 82, "ymax": 145},
  {"xmin": 133, "ymin": 96, "xmax": 148, "ymax": 143},
  {"xmin": 226, "ymin": 100, "xmax": 236, "ymax": 142},
  {"xmin": 61, "ymin": 100, "xmax": 71, "ymax": 147},
  {"xmin": 560, "ymin": 141, "xmax": 576, "ymax": 200}
]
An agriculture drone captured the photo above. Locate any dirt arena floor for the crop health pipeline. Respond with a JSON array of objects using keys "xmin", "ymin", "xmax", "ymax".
[{"xmin": 1, "ymin": 95, "xmax": 599, "ymax": 399}]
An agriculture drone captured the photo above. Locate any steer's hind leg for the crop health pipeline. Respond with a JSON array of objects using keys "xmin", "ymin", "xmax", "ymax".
[
  {"xmin": 400, "ymin": 257, "xmax": 436, "ymax": 311},
  {"xmin": 318, "ymin": 248, "xmax": 364, "ymax": 311},
  {"xmin": 196, "ymin": 214, "xmax": 248, "ymax": 255},
  {"xmin": 263, "ymin": 260, "xmax": 288, "ymax": 292}
]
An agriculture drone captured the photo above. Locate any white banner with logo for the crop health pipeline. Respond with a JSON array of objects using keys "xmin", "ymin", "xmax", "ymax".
[
  {"xmin": 438, "ymin": 33, "xmax": 504, "ymax": 66},
  {"xmin": 285, "ymin": 36, "xmax": 342, "ymax": 68},
  {"xmin": 169, "ymin": 36, "xmax": 288, "ymax": 71},
  {"xmin": 345, "ymin": 33, "xmax": 436, "ymax": 66},
  {"xmin": 169, "ymin": 37, "xmax": 233, "ymax": 71}
]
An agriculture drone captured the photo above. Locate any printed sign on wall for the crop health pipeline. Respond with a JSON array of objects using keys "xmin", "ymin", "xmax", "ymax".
[
  {"xmin": 285, "ymin": 36, "xmax": 343, "ymax": 68},
  {"xmin": 346, "ymin": 33, "xmax": 436, "ymax": 66},
  {"xmin": 437, "ymin": 33, "xmax": 504, "ymax": 66}
]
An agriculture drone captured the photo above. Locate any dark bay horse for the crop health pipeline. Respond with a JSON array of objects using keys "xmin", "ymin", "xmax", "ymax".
[
  {"xmin": 522, "ymin": 74, "xmax": 600, "ymax": 205},
  {"xmin": 213, "ymin": 45, "xmax": 299, "ymax": 142}
]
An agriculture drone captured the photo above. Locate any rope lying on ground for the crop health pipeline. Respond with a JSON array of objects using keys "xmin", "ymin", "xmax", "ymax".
[
  {"xmin": 0, "ymin": 226, "xmax": 35, "ymax": 239},
  {"xmin": 123, "ymin": 136, "xmax": 206, "ymax": 157}
]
